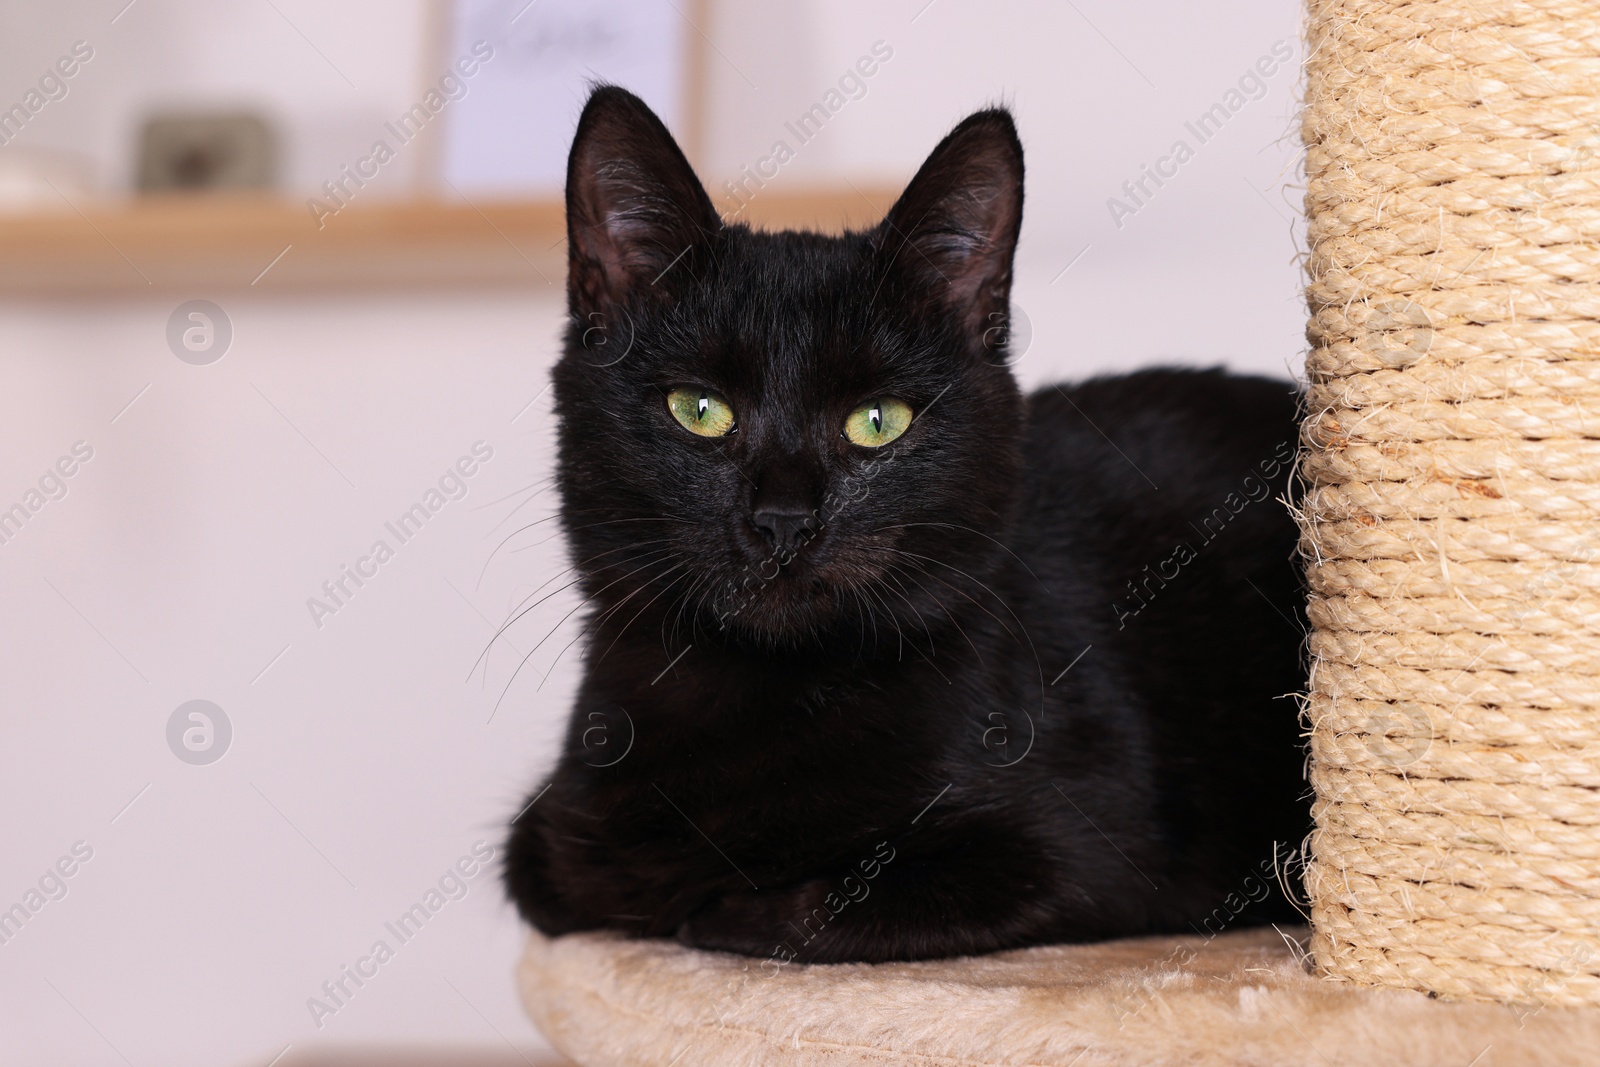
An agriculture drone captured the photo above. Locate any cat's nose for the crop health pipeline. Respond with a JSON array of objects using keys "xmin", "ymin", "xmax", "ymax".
[{"xmin": 751, "ymin": 505, "xmax": 819, "ymax": 556}]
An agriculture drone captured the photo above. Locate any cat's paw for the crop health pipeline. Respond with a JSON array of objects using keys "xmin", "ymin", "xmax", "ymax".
[
  {"xmin": 675, "ymin": 898, "xmax": 783, "ymax": 956},
  {"xmin": 676, "ymin": 881, "xmax": 831, "ymax": 958}
]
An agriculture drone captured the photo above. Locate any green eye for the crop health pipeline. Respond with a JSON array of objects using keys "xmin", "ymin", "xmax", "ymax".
[
  {"xmin": 667, "ymin": 387, "xmax": 735, "ymax": 437},
  {"xmin": 844, "ymin": 397, "xmax": 912, "ymax": 447}
]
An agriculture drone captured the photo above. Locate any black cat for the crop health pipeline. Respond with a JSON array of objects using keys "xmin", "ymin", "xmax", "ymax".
[{"xmin": 502, "ymin": 85, "xmax": 1308, "ymax": 964}]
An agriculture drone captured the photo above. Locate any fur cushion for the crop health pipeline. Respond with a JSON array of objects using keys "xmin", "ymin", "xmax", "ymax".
[{"xmin": 519, "ymin": 926, "xmax": 1600, "ymax": 1066}]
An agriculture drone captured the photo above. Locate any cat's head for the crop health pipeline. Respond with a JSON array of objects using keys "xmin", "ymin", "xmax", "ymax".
[{"xmin": 552, "ymin": 85, "xmax": 1025, "ymax": 650}]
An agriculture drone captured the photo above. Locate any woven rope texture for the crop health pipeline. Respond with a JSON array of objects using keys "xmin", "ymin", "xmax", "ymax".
[{"xmin": 1301, "ymin": 0, "xmax": 1600, "ymax": 1005}]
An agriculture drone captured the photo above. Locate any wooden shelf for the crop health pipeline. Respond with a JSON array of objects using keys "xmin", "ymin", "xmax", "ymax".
[{"xmin": 0, "ymin": 189, "xmax": 899, "ymax": 296}]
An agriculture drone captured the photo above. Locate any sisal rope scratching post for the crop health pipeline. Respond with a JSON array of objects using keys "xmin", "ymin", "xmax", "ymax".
[{"xmin": 1300, "ymin": 0, "xmax": 1600, "ymax": 1004}]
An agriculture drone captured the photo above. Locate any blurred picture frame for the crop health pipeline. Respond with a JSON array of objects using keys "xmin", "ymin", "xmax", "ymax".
[{"xmin": 433, "ymin": 0, "xmax": 706, "ymax": 198}]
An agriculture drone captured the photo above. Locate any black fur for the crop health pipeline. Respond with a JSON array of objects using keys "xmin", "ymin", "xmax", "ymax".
[{"xmin": 503, "ymin": 86, "xmax": 1308, "ymax": 963}]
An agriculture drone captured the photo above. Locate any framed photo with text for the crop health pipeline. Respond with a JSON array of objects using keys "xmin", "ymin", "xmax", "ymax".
[{"xmin": 439, "ymin": 0, "xmax": 702, "ymax": 197}]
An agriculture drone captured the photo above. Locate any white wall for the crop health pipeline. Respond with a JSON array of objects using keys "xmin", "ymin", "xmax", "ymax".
[
  {"xmin": 0, "ymin": 290, "xmax": 574, "ymax": 1065},
  {"xmin": 0, "ymin": 1, "xmax": 1307, "ymax": 1064}
]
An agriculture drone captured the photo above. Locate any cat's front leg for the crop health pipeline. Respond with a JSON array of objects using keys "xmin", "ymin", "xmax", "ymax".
[
  {"xmin": 678, "ymin": 830, "xmax": 1069, "ymax": 963},
  {"xmin": 676, "ymin": 873, "xmax": 842, "ymax": 960},
  {"xmin": 504, "ymin": 787, "xmax": 581, "ymax": 934}
]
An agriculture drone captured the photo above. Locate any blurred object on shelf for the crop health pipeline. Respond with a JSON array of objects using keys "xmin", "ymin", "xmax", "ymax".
[
  {"xmin": 0, "ymin": 146, "xmax": 96, "ymax": 212},
  {"xmin": 441, "ymin": 0, "xmax": 695, "ymax": 196},
  {"xmin": 0, "ymin": 186, "xmax": 893, "ymax": 294},
  {"xmin": 136, "ymin": 111, "xmax": 278, "ymax": 192}
]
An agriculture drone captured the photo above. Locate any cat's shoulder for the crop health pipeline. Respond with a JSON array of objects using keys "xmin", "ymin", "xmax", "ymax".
[
  {"xmin": 1027, "ymin": 367, "xmax": 1297, "ymax": 443},
  {"xmin": 1021, "ymin": 367, "xmax": 1300, "ymax": 501}
]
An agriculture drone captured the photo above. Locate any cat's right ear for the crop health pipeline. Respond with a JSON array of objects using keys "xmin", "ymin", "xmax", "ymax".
[{"xmin": 565, "ymin": 86, "xmax": 719, "ymax": 311}]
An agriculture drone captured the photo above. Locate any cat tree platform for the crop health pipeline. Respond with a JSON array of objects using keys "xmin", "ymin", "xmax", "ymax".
[{"xmin": 518, "ymin": 926, "xmax": 1600, "ymax": 1066}]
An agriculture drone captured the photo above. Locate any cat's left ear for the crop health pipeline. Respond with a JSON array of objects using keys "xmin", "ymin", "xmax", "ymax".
[{"xmin": 879, "ymin": 108, "xmax": 1024, "ymax": 337}]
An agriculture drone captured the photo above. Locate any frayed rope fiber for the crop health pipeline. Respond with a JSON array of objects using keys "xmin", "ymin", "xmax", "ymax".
[{"xmin": 1300, "ymin": 0, "xmax": 1600, "ymax": 1004}]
